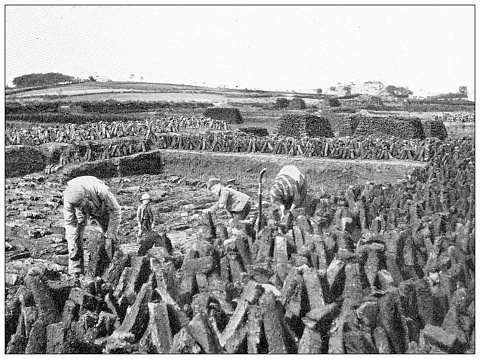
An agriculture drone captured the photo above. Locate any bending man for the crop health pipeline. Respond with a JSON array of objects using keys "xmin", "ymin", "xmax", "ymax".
[
  {"xmin": 203, "ymin": 178, "xmax": 252, "ymax": 223},
  {"xmin": 63, "ymin": 176, "xmax": 121, "ymax": 278},
  {"xmin": 270, "ymin": 165, "xmax": 308, "ymax": 218}
]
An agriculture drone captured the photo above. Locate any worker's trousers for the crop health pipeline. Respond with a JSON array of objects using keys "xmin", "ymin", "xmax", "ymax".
[
  {"xmin": 137, "ymin": 221, "xmax": 153, "ymax": 242},
  {"xmin": 65, "ymin": 213, "xmax": 110, "ymax": 275}
]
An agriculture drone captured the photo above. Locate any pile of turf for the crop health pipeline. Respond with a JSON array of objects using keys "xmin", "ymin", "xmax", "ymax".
[
  {"xmin": 277, "ymin": 114, "xmax": 334, "ymax": 138},
  {"xmin": 288, "ymin": 97, "xmax": 306, "ymax": 110},
  {"xmin": 203, "ymin": 107, "xmax": 243, "ymax": 124},
  {"xmin": 354, "ymin": 115, "xmax": 425, "ymax": 139},
  {"xmin": 421, "ymin": 120, "xmax": 448, "ymax": 140}
]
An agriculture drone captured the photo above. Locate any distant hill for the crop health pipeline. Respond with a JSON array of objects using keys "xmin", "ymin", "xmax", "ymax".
[{"xmin": 5, "ymin": 81, "xmax": 300, "ymax": 105}]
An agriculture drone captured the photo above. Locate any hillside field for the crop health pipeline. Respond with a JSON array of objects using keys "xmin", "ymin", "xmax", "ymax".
[{"xmin": 6, "ymin": 81, "xmax": 474, "ymax": 138}]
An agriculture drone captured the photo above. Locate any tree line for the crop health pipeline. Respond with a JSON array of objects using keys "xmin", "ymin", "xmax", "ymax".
[{"xmin": 12, "ymin": 72, "xmax": 78, "ymax": 88}]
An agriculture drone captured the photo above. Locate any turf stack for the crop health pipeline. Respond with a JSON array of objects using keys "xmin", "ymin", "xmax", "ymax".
[
  {"xmin": 421, "ymin": 120, "xmax": 448, "ymax": 140},
  {"xmin": 203, "ymin": 108, "xmax": 243, "ymax": 124},
  {"xmin": 338, "ymin": 115, "xmax": 361, "ymax": 137},
  {"xmin": 354, "ymin": 116, "xmax": 425, "ymax": 139},
  {"xmin": 237, "ymin": 127, "xmax": 269, "ymax": 137},
  {"xmin": 277, "ymin": 114, "xmax": 334, "ymax": 138},
  {"xmin": 275, "ymin": 98, "xmax": 289, "ymax": 109},
  {"xmin": 288, "ymin": 97, "xmax": 306, "ymax": 110}
]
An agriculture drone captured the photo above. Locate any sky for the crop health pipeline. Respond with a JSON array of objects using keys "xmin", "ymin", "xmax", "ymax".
[{"xmin": 5, "ymin": 5, "xmax": 475, "ymax": 94}]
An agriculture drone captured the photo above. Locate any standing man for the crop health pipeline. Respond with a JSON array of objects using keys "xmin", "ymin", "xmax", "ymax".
[
  {"xmin": 270, "ymin": 165, "xmax": 308, "ymax": 219},
  {"xmin": 136, "ymin": 193, "xmax": 154, "ymax": 243},
  {"xmin": 202, "ymin": 178, "xmax": 252, "ymax": 223},
  {"xmin": 63, "ymin": 176, "xmax": 121, "ymax": 278}
]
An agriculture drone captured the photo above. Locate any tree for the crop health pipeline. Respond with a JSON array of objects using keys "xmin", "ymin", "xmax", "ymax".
[
  {"xmin": 385, "ymin": 85, "xmax": 397, "ymax": 95},
  {"xmin": 459, "ymin": 86, "xmax": 468, "ymax": 97},
  {"xmin": 385, "ymin": 85, "xmax": 411, "ymax": 98},
  {"xmin": 316, "ymin": 88, "xmax": 323, "ymax": 94},
  {"xmin": 12, "ymin": 72, "xmax": 75, "ymax": 87},
  {"xmin": 89, "ymin": 75, "xmax": 96, "ymax": 82}
]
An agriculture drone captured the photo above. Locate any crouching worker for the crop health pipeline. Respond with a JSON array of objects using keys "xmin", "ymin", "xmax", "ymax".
[
  {"xmin": 270, "ymin": 165, "xmax": 309, "ymax": 220},
  {"xmin": 137, "ymin": 193, "xmax": 154, "ymax": 243},
  {"xmin": 202, "ymin": 178, "xmax": 252, "ymax": 225},
  {"xmin": 63, "ymin": 176, "xmax": 121, "ymax": 278}
]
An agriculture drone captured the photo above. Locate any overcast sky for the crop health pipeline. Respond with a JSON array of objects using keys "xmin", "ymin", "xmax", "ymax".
[{"xmin": 5, "ymin": 5, "xmax": 474, "ymax": 93}]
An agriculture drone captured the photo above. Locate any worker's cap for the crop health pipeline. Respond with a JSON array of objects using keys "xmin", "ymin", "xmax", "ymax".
[
  {"xmin": 64, "ymin": 188, "xmax": 86, "ymax": 206},
  {"xmin": 206, "ymin": 178, "xmax": 221, "ymax": 190},
  {"xmin": 141, "ymin": 193, "xmax": 151, "ymax": 201}
]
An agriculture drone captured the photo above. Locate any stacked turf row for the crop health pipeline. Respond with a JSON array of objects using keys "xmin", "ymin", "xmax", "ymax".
[
  {"xmin": 8, "ymin": 133, "xmax": 473, "ymax": 168},
  {"xmin": 5, "ymin": 100, "xmax": 213, "ymax": 115},
  {"xmin": 5, "ymin": 117, "xmax": 231, "ymax": 146},
  {"xmin": 277, "ymin": 114, "xmax": 334, "ymax": 138},
  {"xmin": 6, "ymin": 113, "xmax": 139, "ymax": 124}
]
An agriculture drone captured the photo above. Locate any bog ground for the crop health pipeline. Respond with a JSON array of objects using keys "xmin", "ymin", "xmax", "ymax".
[{"xmin": 4, "ymin": 81, "xmax": 475, "ymax": 354}]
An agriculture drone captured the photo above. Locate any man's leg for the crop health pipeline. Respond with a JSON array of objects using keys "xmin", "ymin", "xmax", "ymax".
[
  {"xmin": 65, "ymin": 225, "xmax": 85, "ymax": 276},
  {"xmin": 95, "ymin": 214, "xmax": 114, "ymax": 260},
  {"xmin": 137, "ymin": 223, "xmax": 150, "ymax": 243}
]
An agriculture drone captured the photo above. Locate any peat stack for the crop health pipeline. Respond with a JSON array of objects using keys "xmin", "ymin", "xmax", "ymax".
[
  {"xmin": 275, "ymin": 98, "xmax": 289, "ymax": 109},
  {"xmin": 277, "ymin": 114, "xmax": 334, "ymax": 138},
  {"xmin": 421, "ymin": 120, "xmax": 448, "ymax": 140},
  {"xmin": 203, "ymin": 108, "xmax": 243, "ymax": 124},
  {"xmin": 354, "ymin": 116, "xmax": 425, "ymax": 139},
  {"xmin": 288, "ymin": 98, "xmax": 306, "ymax": 110}
]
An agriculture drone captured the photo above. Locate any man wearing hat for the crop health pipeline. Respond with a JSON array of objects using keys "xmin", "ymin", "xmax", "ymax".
[
  {"xmin": 137, "ymin": 193, "xmax": 154, "ymax": 242},
  {"xmin": 203, "ymin": 178, "xmax": 251, "ymax": 223},
  {"xmin": 270, "ymin": 165, "xmax": 308, "ymax": 219},
  {"xmin": 63, "ymin": 176, "xmax": 121, "ymax": 278}
]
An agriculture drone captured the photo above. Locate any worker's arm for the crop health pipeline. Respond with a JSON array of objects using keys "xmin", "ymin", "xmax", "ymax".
[
  {"xmin": 207, "ymin": 188, "xmax": 228, "ymax": 213},
  {"xmin": 291, "ymin": 174, "xmax": 308, "ymax": 213},
  {"xmin": 148, "ymin": 206, "xmax": 155, "ymax": 228},
  {"xmin": 136, "ymin": 205, "xmax": 143, "ymax": 227}
]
